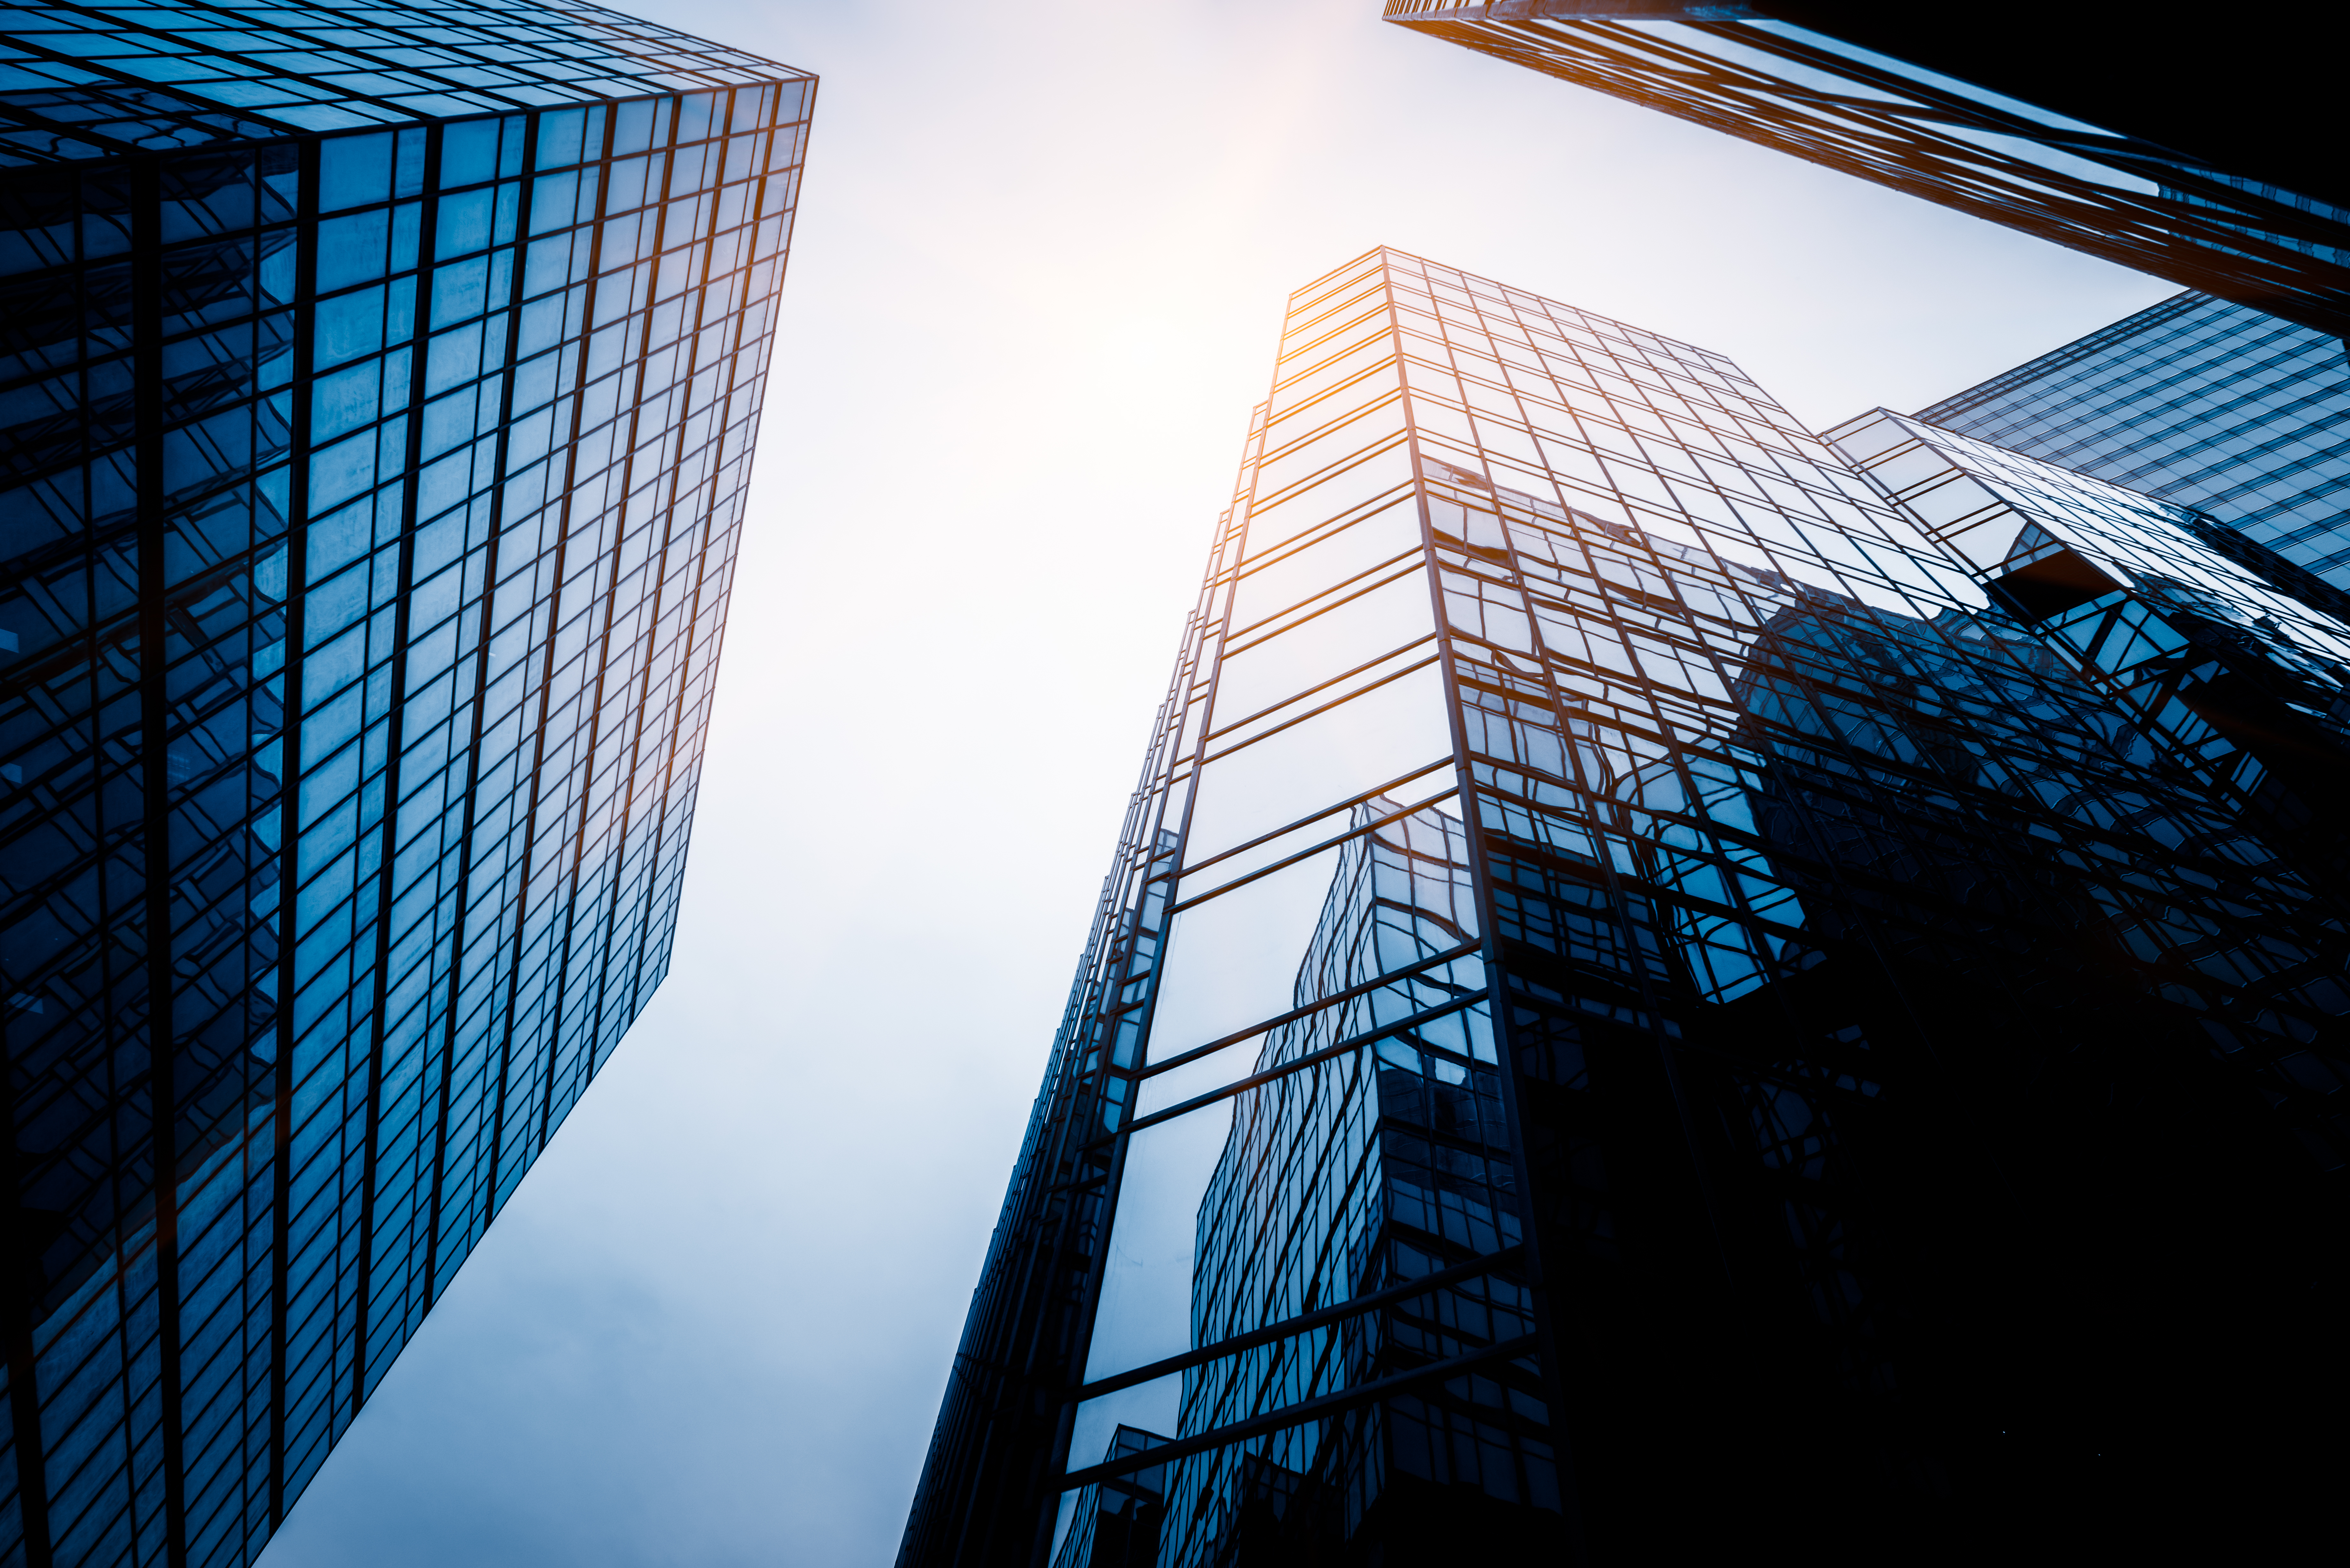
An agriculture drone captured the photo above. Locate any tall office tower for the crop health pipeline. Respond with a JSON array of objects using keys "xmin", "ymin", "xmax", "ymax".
[
  {"xmin": 1914, "ymin": 291, "xmax": 2350, "ymax": 589},
  {"xmin": 1381, "ymin": 3, "xmax": 2350, "ymax": 337},
  {"xmin": 0, "ymin": 6, "xmax": 810, "ymax": 1564},
  {"xmin": 903, "ymin": 248, "xmax": 2350, "ymax": 1565}
]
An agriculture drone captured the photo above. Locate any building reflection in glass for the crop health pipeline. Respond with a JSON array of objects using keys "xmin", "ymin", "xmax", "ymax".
[{"xmin": 904, "ymin": 250, "xmax": 2350, "ymax": 1566}]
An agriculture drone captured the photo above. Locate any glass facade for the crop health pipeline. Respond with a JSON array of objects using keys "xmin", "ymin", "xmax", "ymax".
[
  {"xmin": 1381, "ymin": 3, "xmax": 2350, "ymax": 338},
  {"xmin": 903, "ymin": 248, "xmax": 2350, "ymax": 1564},
  {"xmin": 0, "ymin": 6, "xmax": 811, "ymax": 1564},
  {"xmin": 1049, "ymin": 1426, "xmax": 1167, "ymax": 1568},
  {"xmin": 1916, "ymin": 291, "xmax": 2350, "ymax": 589}
]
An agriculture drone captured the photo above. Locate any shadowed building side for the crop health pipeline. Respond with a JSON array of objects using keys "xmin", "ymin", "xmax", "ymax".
[{"xmin": 1382, "ymin": 2, "xmax": 2350, "ymax": 337}]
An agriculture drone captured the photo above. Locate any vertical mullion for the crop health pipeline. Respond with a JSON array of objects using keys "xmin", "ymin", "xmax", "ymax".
[
  {"xmin": 346, "ymin": 119, "xmax": 443, "ymax": 1413},
  {"xmin": 616, "ymin": 105, "xmax": 774, "ymax": 1024},
  {"xmin": 534, "ymin": 95, "xmax": 688, "ymax": 1150},
  {"xmin": 422, "ymin": 99, "xmax": 612, "ymax": 1312},
  {"xmin": 130, "ymin": 146, "xmax": 191, "ymax": 1568},
  {"xmin": 581, "ymin": 91, "xmax": 736, "ymax": 1084},
  {"xmin": 267, "ymin": 129, "xmax": 322, "ymax": 1538},
  {"xmin": 482, "ymin": 94, "xmax": 654, "ymax": 1232},
  {"xmin": 266, "ymin": 130, "xmax": 323, "ymax": 1537}
]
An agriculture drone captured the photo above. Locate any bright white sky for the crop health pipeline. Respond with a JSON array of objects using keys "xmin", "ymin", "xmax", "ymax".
[{"xmin": 256, "ymin": 2, "xmax": 2172, "ymax": 1563}]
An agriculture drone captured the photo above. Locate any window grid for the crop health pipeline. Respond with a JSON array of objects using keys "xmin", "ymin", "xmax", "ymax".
[
  {"xmin": 1, "ymin": 7, "xmax": 810, "ymax": 1562},
  {"xmin": 1918, "ymin": 292, "xmax": 2350, "ymax": 587}
]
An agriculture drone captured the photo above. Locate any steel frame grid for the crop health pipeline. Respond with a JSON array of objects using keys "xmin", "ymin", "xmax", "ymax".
[
  {"xmin": 906, "ymin": 247, "xmax": 2350, "ymax": 1566},
  {"xmin": 0, "ymin": 10, "xmax": 813, "ymax": 1561},
  {"xmin": 1382, "ymin": 4, "xmax": 2350, "ymax": 339}
]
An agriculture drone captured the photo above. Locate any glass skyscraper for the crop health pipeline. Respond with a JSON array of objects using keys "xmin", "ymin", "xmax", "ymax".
[
  {"xmin": 904, "ymin": 248, "xmax": 2350, "ymax": 1563},
  {"xmin": 1382, "ymin": 3, "xmax": 2350, "ymax": 337},
  {"xmin": 0, "ymin": 6, "xmax": 810, "ymax": 1564},
  {"xmin": 1916, "ymin": 291, "xmax": 2350, "ymax": 589}
]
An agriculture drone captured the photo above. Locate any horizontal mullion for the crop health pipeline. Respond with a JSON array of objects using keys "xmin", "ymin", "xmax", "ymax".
[
  {"xmin": 1057, "ymin": 1332, "xmax": 1541, "ymax": 1492},
  {"xmin": 1072, "ymin": 1243, "xmax": 1525, "ymax": 1403},
  {"xmin": 1275, "ymin": 302, "xmax": 1395, "ymax": 373},
  {"xmin": 1259, "ymin": 373, "xmax": 1404, "ymax": 458},
  {"xmin": 1168, "ymin": 754, "xmax": 1455, "ymax": 886},
  {"xmin": 1105, "ymin": 990, "xmax": 1490, "ymax": 1146},
  {"xmin": 1136, "ymin": 939, "xmax": 1483, "ymax": 1082},
  {"xmin": 1199, "ymin": 652, "xmax": 1442, "ymax": 772},
  {"xmin": 1221, "ymin": 557, "xmax": 1424, "ymax": 663},
  {"xmin": 1167, "ymin": 783, "xmax": 1460, "ymax": 916},
  {"xmin": 1216, "ymin": 479, "xmax": 1418, "ymax": 588},
  {"xmin": 1263, "ymin": 359, "xmax": 1406, "ymax": 448},
  {"xmin": 1226, "ymin": 544, "xmax": 1425, "ymax": 649},
  {"xmin": 1204, "ymin": 633, "xmax": 1437, "ymax": 747}
]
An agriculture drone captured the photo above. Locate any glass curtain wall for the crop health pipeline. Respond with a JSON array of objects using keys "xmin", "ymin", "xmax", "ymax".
[
  {"xmin": 2, "ymin": 8, "xmax": 813, "ymax": 1562},
  {"xmin": 1916, "ymin": 292, "xmax": 2350, "ymax": 589},
  {"xmin": 904, "ymin": 247, "xmax": 2350, "ymax": 1565}
]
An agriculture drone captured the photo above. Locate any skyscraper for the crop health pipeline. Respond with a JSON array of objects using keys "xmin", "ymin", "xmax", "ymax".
[
  {"xmin": 1915, "ymin": 291, "xmax": 2350, "ymax": 589},
  {"xmin": 1381, "ymin": 3, "xmax": 2350, "ymax": 337},
  {"xmin": 903, "ymin": 248, "xmax": 2350, "ymax": 1564},
  {"xmin": 0, "ymin": 6, "xmax": 811, "ymax": 1563}
]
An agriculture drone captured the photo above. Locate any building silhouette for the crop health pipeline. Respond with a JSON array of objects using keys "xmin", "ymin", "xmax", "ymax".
[
  {"xmin": 903, "ymin": 249, "xmax": 2350, "ymax": 1564},
  {"xmin": 0, "ymin": 5, "xmax": 810, "ymax": 1562},
  {"xmin": 1382, "ymin": 2, "xmax": 2350, "ymax": 337},
  {"xmin": 1916, "ymin": 291, "xmax": 2350, "ymax": 588}
]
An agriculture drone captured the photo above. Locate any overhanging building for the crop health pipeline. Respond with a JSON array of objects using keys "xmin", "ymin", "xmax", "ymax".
[
  {"xmin": 1382, "ymin": 3, "xmax": 2350, "ymax": 338},
  {"xmin": 0, "ymin": 5, "xmax": 811, "ymax": 1563},
  {"xmin": 903, "ymin": 248, "xmax": 2350, "ymax": 1564}
]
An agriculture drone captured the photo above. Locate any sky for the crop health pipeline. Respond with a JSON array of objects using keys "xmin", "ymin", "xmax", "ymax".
[{"xmin": 255, "ymin": 2, "xmax": 2174, "ymax": 1563}]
